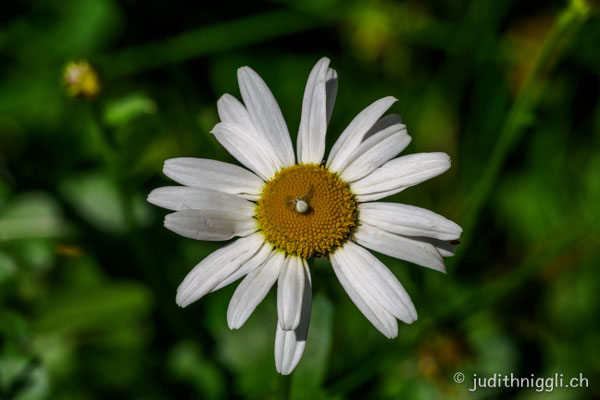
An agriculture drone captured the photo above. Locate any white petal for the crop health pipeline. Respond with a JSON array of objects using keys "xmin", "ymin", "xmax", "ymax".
[
  {"xmin": 419, "ymin": 237, "xmax": 458, "ymax": 257},
  {"xmin": 359, "ymin": 202, "xmax": 462, "ymax": 241},
  {"xmin": 227, "ymin": 251, "xmax": 285, "ymax": 329},
  {"xmin": 327, "ymin": 96, "xmax": 397, "ymax": 173},
  {"xmin": 277, "ymin": 256, "xmax": 307, "ymax": 331},
  {"xmin": 237, "ymin": 66, "xmax": 295, "ymax": 166},
  {"xmin": 212, "ymin": 240, "xmax": 274, "ymax": 291},
  {"xmin": 351, "ymin": 152, "xmax": 451, "ymax": 202},
  {"xmin": 217, "ymin": 95, "xmax": 284, "ymax": 175},
  {"xmin": 217, "ymin": 93, "xmax": 257, "ymax": 128},
  {"xmin": 355, "ymin": 223, "xmax": 446, "ymax": 272},
  {"xmin": 274, "ymin": 328, "xmax": 304, "ymax": 376},
  {"xmin": 176, "ymin": 232, "xmax": 265, "ymax": 307},
  {"xmin": 163, "ymin": 158, "xmax": 264, "ymax": 199},
  {"xmin": 333, "ymin": 242, "xmax": 416, "ymax": 324},
  {"xmin": 339, "ymin": 119, "xmax": 411, "ymax": 182},
  {"xmin": 330, "ymin": 247, "xmax": 398, "ymax": 338},
  {"xmin": 325, "ymin": 68, "xmax": 338, "ymax": 125},
  {"xmin": 275, "ymin": 260, "xmax": 312, "ymax": 375},
  {"xmin": 363, "ymin": 113, "xmax": 402, "ymax": 140},
  {"xmin": 164, "ymin": 209, "xmax": 257, "ymax": 241},
  {"xmin": 211, "ymin": 122, "xmax": 279, "ymax": 181},
  {"xmin": 148, "ymin": 187, "xmax": 256, "ymax": 217},
  {"xmin": 297, "ymin": 57, "xmax": 330, "ymax": 164}
]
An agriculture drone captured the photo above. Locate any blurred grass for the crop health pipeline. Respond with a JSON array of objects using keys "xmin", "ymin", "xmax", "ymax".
[
  {"xmin": 1, "ymin": 0, "xmax": 600, "ymax": 399},
  {"xmin": 458, "ymin": 0, "xmax": 590, "ymax": 244}
]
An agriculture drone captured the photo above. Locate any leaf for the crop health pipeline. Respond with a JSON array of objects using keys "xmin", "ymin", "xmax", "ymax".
[
  {"xmin": 34, "ymin": 282, "xmax": 152, "ymax": 335},
  {"xmin": 290, "ymin": 294, "xmax": 334, "ymax": 400},
  {"xmin": 216, "ymin": 294, "xmax": 280, "ymax": 397},
  {"xmin": 0, "ymin": 249, "xmax": 17, "ymax": 285},
  {"xmin": 60, "ymin": 172, "xmax": 127, "ymax": 234},
  {"xmin": 103, "ymin": 93, "xmax": 156, "ymax": 127},
  {"xmin": 12, "ymin": 366, "xmax": 50, "ymax": 400},
  {"xmin": 0, "ymin": 193, "xmax": 66, "ymax": 240},
  {"xmin": 167, "ymin": 341, "xmax": 226, "ymax": 400}
]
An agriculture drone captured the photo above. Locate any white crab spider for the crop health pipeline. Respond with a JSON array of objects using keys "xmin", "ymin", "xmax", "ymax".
[{"xmin": 285, "ymin": 187, "xmax": 313, "ymax": 214}]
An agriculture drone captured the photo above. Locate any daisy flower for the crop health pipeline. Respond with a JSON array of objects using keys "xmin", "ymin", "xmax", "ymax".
[{"xmin": 148, "ymin": 57, "xmax": 462, "ymax": 375}]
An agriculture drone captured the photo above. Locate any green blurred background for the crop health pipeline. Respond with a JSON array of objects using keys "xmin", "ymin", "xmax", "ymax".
[{"xmin": 1, "ymin": 0, "xmax": 599, "ymax": 398}]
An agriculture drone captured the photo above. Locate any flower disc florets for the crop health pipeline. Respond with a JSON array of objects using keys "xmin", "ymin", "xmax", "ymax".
[{"xmin": 256, "ymin": 163, "xmax": 358, "ymax": 258}]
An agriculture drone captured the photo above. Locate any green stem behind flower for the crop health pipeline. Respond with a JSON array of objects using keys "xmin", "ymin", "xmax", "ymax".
[{"xmin": 456, "ymin": 0, "xmax": 590, "ymax": 252}]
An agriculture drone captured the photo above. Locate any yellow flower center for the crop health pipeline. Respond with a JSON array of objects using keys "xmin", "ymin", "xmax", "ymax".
[{"xmin": 256, "ymin": 163, "xmax": 358, "ymax": 258}]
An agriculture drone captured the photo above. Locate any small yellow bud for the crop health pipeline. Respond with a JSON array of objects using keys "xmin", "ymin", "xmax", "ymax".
[{"xmin": 63, "ymin": 60, "xmax": 101, "ymax": 99}]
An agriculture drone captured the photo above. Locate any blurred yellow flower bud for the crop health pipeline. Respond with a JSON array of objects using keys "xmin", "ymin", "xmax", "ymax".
[{"xmin": 63, "ymin": 60, "xmax": 100, "ymax": 99}]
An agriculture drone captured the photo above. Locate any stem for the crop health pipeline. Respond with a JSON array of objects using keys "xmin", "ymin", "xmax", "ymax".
[{"xmin": 456, "ymin": 0, "xmax": 589, "ymax": 252}]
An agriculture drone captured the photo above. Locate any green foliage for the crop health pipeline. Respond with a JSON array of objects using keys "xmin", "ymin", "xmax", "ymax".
[{"xmin": 1, "ymin": 0, "xmax": 599, "ymax": 398}]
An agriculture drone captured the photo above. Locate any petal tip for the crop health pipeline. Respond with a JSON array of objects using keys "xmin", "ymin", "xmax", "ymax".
[
  {"xmin": 226, "ymin": 313, "xmax": 237, "ymax": 329},
  {"xmin": 217, "ymin": 93, "xmax": 233, "ymax": 102},
  {"xmin": 279, "ymin": 320, "xmax": 299, "ymax": 332},
  {"xmin": 237, "ymin": 66, "xmax": 253, "ymax": 78},
  {"xmin": 175, "ymin": 293, "xmax": 190, "ymax": 308},
  {"xmin": 146, "ymin": 190, "xmax": 157, "ymax": 205},
  {"xmin": 228, "ymin": 322, "xmax": 240, "ymax": 330}
]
